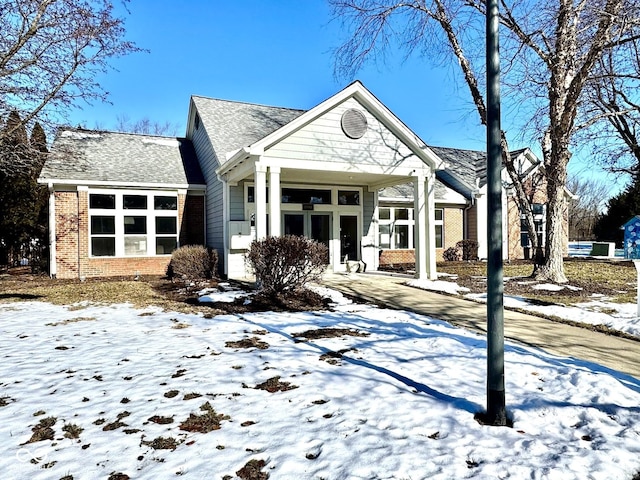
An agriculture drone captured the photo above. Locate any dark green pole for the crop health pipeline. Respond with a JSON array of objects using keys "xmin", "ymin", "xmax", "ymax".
[{"xmin": 486, "ymin": 0, "xmax": 508, "ymax": 426}]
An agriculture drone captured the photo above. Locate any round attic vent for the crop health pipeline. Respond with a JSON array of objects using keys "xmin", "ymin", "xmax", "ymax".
[{"xmin": 341, "ymin": 108, "xmax": 367, "ymax": 139}]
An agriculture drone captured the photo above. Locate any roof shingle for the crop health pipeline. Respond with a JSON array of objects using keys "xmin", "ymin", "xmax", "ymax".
[{"xmin": 40, "ymin": 129, "xmax": 205, "ymax": 187}]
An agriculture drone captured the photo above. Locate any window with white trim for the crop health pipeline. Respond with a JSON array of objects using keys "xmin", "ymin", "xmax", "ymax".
[
  {"xmin": 378, "ymin": 207, "xmax": 444, "ymax": 249},
  {"xmin": 89, "ymin": 191, "xmax": 179, "ymax": 257}
]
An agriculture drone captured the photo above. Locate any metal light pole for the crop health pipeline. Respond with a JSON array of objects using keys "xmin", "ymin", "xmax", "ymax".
[{"xmin": 485, "ymin": 0, "xmax": 508, "ymax": 426}]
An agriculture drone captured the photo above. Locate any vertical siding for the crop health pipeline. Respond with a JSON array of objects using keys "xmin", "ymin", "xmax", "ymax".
[
  {"xmin": 467, "ymin": 205, "xmax": 478, "ymax": 242},
  {"xmin": 229, "ymin": 184, "xmax": 244, "ymax": 221}
]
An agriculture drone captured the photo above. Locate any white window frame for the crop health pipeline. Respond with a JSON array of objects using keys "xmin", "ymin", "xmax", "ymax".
[
  {"xmin": 378, "ymin": 206, "xmax": 445, "ymax": 249},
  {"xmin": 434, "ymin": 208, "xmax": 444, "ymax": 249},
  {"xmin": 378, "ymin": 206, "xmax": 414, "ymax": 249},
  {"xmin": 88, "ymin": 189, "xmax": 179, "ymax": 258}
]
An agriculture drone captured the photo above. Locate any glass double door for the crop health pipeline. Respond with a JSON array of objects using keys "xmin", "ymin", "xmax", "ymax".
[
  {"xmin": 283, "ymin": 212, "xmax": 359, "ymax": 268},
  {"xmin": 283, "ymin": 212, "xmax": 331, "ymax": 263}
]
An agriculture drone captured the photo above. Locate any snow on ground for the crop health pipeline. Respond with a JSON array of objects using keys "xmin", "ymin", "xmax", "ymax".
[
  {"xmin": 411, "ymin": 278, "xmax": 640, "ymax": 339},
  {"xmin": 1, "ymin": 293, "xmax": 640, "ymax": 480},
  {"xmin": 407, "ymin": 279, "xmax": 471, "ymax": 295}
]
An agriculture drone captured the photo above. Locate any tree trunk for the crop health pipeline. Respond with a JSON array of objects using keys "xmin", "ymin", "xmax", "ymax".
[{"xmin": 534, "ymin": 146, "xmax": 569, "ymax": 283}]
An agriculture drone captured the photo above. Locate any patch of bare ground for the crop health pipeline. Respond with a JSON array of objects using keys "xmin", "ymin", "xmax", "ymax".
[
  {"xmin": 292, "ymin": 327, "xmax": 369, "ymax": 340},
  {"xmin": 23, "ymin": 417, "xmax": 56, "ymax": 444},
  {"xmin": 226, "ymin": 337, "xmax": 270, "ymax": 350},
  {"xmin": 235, "ymin": 459, "xmax": 269, "ymax": 480},
  {"xmin": 179, "ymin": 401, "xmax": 230, "ymax": 433},
  {"xmin": 252, "ymin": 376, "xmax": 298, "ymax": 393},
  {"xmin": 141, "ymin": 436, "xmax": 182, "ymax": 451}
]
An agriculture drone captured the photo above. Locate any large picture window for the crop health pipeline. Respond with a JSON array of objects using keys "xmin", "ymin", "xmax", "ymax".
[{"xmin": 88, "ymin": 191, "xmax": 179, "ymax": 257}]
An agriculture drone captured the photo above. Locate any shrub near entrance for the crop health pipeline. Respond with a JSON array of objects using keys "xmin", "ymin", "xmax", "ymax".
[
  {"xmin": 167, "ymin": 245, "xmax": 218, "ymax": 281},
  {"xmin": 246, "ymin": 236, "xmax": 328, "ymax": 294}
]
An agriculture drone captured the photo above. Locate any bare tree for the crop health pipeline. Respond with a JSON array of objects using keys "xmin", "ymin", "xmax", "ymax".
[
  {"xmin": 0, "ymin": 0, "xmax": 142, "ymax": 174},
  {"xmin": 330, "ymin": 0, "xmax": 640, "ymax": 282},
  {"xmin": 567, "ymin": 174, "xmax": 610, "ymax": 241},
  {"xmin": 115, "ymin": 114, "xmax": 180, "ymax": 136},
  {"xmin": 581, "ymin": 43, "xmax": 640, "ymax": 176}
]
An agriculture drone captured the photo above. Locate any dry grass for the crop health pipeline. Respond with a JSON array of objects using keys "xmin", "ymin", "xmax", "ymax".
[
  {"xmin": 437, "ymin": 259, "xmax": 637, "ymax": 305},
  {"xmin": 0, "ymin": 273, "xmax": 218, "ymax": 313}
]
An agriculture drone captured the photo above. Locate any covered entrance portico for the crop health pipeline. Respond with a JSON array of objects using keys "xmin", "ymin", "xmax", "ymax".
[{"xmin": 215, "ymin": 82, "xmax": 444, "ymax": 280}]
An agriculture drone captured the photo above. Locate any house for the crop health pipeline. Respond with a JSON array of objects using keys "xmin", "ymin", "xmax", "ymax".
[{"xmin": 39, "ymin": 81, "xmax": 565, "ymax": 280}]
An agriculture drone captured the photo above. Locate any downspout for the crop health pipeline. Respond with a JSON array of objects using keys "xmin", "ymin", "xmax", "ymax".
[
  {"xmin": 464, "ymin": 184, "xmax": 480, "ymax": 241},
  {"xmin": 48, "ymin": 183, "xmax": 57, "ymax": 278}
]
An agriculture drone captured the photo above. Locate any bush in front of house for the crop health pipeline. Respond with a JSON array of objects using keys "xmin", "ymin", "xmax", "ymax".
[
  {"xmin": 246, "ymin": 235, "xmax": 328, "ymax": 294},
  {"xmin": 456, "ymin": 240, "xmax": 479, "ymax": 261},
  {"xmin": 442, "ymin": 246, "xmax": 462, "ymax": 261},
  {"xmin": 168, "ymin": 245, "xmax": 218, "ymax": 281}
]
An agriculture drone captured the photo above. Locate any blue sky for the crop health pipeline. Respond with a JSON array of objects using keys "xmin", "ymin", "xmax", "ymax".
[{"xmin": 66, "ymin": 0, "xmax": 623, "ymax": 196}]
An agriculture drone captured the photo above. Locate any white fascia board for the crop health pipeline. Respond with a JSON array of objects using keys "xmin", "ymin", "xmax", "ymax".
[
  {"xmin": 185, "ymin": 97, "xmax": 197, "ymax": 139},
  {"xmin": 39, "ymin": 178, "xmax": 207, "ymax": 191}
]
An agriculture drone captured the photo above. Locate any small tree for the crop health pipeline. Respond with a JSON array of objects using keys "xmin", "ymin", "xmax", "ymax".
[
  {"xmin": 456, "ymin": 240, "xmax": 479, "ymax": 261},
  {"xmin": 246, "ymin": 236, "xmax": 328, "ymax": 295}
]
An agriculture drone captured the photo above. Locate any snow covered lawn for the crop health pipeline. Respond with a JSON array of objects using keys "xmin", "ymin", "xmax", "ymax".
[{"xmin": 1, "ymin": 291, "xmax": 640, "ymax": 479}]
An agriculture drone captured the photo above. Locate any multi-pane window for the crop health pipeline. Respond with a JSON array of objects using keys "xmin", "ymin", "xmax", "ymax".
[
  {"xmin": 435, "ymin": 208, "xmax": 444, "ymax": 249},
  {"xmin": 89, "ymin": 191, "xmax": 179, "ymax": 257},
  {"xmin": 520, "ymin": 203, "xmax": 546, "ymax": 247},
  {"xmin": 378, "ymin": 206, "xmax": 444, "ymax": 249}
]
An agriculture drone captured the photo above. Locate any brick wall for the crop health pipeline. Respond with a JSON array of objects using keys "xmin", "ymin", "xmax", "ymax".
[
  {"xmin": 443, "ymin": 208, "xmax": 463, "ymax": 250},
  {"xmin": 54, "ymin": 191, "xmax": 80, "ymax": 279},
  {"xmin": 379, "ymin": 249, "xmax": 415, "ymax": 266}
]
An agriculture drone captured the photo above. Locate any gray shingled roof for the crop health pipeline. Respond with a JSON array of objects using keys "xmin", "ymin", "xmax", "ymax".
[
  {"xmin": 40, "ymin": 129, "xmax": 205, "ymax": 186},
  {"xmin": 191, "ymin": 96, "xmax": 306, "ymax": 163},
  {"xmin": 380, "ymin": 180, "xmax": 450, "ymax": 201},
  {"xmin": 381, "ymin": 147, "xmax": 533, "ymax": 201}
]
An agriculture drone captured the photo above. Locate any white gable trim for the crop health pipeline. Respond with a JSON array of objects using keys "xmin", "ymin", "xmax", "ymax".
[{"xmin": 219, "ymin": 81, "xmax": 445, "ymax": 177}]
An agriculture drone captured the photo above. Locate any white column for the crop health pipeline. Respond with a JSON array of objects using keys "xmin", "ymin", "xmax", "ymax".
[
  {"xmin": 426, "ymin": 173, "xmax": 437, "ymax": 279},
  {"xmin": 268, "ymin": 166, "xmax": 281, "ymax": 237},
  {"xmin": 414, "ymin": 174, "xmax": 428, "ymax": 280},
  {"xmin": 48, "ymin": 184, "xmax": 57, "ymax": 278},
  {"xmin": 255, "ymin": 164, "xmax": 267, "ymax": 239}
]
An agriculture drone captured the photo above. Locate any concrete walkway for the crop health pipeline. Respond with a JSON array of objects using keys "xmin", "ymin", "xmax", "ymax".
[{"xmin": 321, "ymin": 271, "xmax": 640, "ymax": 380}]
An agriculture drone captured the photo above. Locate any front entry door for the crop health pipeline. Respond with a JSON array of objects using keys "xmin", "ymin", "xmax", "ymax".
[
  {"xmin": 340, "ymin": 215, "xmax": 358, "ymax": 262},
  {"xmin": 284, "ymin": 212, "xmax": 331, "ymax": 263}
]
